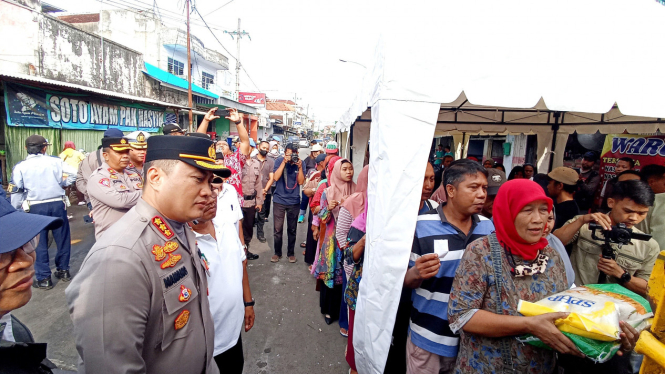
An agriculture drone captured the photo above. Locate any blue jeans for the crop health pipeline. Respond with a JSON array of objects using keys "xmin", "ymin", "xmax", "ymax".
[
  {"xmin": 30, "ymin": 201, "xmax": 71, "ymax": 280},
  {"xmin": 299, "ymin": 191, "xmax": 309, "ymax": 216}
]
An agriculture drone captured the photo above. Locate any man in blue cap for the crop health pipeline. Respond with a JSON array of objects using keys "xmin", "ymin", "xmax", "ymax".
[
  {"xmin": 76, "ymin": 128, "xmax": 124, "ymax": 219},
  {"xmin": 0, "ymin": 197, "xmax": 62, "ymax": 372},
  {"xmin": 9, "ymin": 134, "xmax": 72, "ymax": 290}
]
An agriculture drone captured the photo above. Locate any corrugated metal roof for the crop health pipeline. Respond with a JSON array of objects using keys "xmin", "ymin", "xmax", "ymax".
[
  {"xmin": 0, "ymin": 72, "xmax": 190, "ymax": 109},
  {"xmin": 143, "ymin": 63, "xmax": 219, "ymax": 99}
]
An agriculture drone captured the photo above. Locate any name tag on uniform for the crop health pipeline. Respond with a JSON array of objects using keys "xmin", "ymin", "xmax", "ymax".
[{"xmin": 433, "ymin": 239, "xmax": 449, "ymax": 260}]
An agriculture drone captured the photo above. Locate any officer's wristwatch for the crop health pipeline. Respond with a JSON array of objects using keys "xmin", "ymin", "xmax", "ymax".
[
  {"xmin": 619, "ymin": 271, "xmax": 632, "ymax": 285},
  {"xmin": 244, "ymin": 298, "xmax": 255, "ymax": 307}
]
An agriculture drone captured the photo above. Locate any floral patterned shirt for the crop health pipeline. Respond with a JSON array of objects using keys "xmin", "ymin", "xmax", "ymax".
[
  {"xmin": 224, "ymin": 150, "xmax": 248, "ymax": 206},
  {"xmin": 448, "ymin": 235, "xmax": 569, "ymax": 374}
]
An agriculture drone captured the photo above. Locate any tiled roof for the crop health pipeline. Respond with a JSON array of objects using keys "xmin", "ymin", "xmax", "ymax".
[
  {"xmin": 57, "ymin": 13, "xmax": 100, "ymax": 23},
  {"xmin": 270, "ymin": 99, "xmax": 296, "ymax": 105},
  {"xmin": 266, "ymin": 102, "xmax": 293, "ymax": 111}
]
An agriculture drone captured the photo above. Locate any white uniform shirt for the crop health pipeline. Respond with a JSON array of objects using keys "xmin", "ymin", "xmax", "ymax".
[
  {"xmin": 10, "ymin": 154, "xmax": 66, "ymax": 209},
  {"xmin": 197, "ymin": 185, "xmax": 246, "ymax": 355}
]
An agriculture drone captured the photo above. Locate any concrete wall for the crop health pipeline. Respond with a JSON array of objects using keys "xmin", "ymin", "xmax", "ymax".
[
  {"xmin": 0, "ymin": 1, "xmax": 40, "ymax": 75},
  {"xmin": 143, "ymin": 78, "xmax": 189, "ymax": 107},
  {"xmin": 40, "ymin": 15, "xmax": 144, "ymax": 96}
]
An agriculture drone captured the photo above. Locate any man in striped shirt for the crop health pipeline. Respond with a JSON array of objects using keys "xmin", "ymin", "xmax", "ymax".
[{"xmin": 404, "ymin": 159, "xmax": 494, "ymax": 374}]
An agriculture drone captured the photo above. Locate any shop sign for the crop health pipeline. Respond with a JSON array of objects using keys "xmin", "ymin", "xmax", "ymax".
[
  {"xmin": 238, "ymin": 92, "xmax": 266, "ymax": 105},
  {"xmin": 599, "ymin": 133, "xmax": 665, "ymax": 182},
  {"xmin": 4, "ymin": 83, "xmax": 165, "ymax": 132}
]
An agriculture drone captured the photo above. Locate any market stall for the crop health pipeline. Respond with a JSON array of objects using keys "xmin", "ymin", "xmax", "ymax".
[{"xmin": 337, "ymin": 1, "xmax": 665, "ymax": 372}]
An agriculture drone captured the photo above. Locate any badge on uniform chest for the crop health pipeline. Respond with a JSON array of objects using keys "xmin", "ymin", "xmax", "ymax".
[{"xmin": 178, "ymin": 285, "xmax": 191, "ymax": 302}]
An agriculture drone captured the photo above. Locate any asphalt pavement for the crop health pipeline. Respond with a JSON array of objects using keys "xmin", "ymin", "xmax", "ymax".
[{"xmin": 13, "ymin": 187, "xmax": 351, "ymax": 373}]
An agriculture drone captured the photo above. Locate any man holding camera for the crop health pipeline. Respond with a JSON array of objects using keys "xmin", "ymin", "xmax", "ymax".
[
  {"xmin": 554, "ymin": 180, "xmax": 659, "ymax": 297},
  {"xmin": 271, "ymin": 143, "xmax": 305, "ymax": 263}
]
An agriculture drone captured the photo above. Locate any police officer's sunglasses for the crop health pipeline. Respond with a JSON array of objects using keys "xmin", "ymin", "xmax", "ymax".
[{"xmin": 0, "ymin": 234, "xmax": 39, "ymax": 271}]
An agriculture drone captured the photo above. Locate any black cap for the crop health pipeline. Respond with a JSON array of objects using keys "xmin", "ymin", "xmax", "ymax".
[
  {"xmin": 103, "ymin": 128, "xmax": 124, "ymax": 137},
  {"xmin": 163, "ymin": 123, "xmax": 186, "ymax": 135},
  {"xmin": 101, "ymin": 137, "xmax": 131, "ymax": 151},
  {"xmin": 25, "ymin": 135, "xmax": 50, "ymax": 147},
  {"xmin": 146, "ymin": 135, "xmax": 232, "ymax": 177},
  {"xmin": 187, "ymin": 132, "xmax": 211, "ymax": 139},
  {"xmin": 583, "ymin": 151, "xmax": 598, "ymax": 162},
  {"xmin": 315, "ymin": 153, "xmax": 327, "ymax": 164}
]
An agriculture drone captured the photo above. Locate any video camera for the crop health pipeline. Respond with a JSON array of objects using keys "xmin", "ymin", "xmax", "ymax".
[
  {"xmin": 290, "ymin": 153, "xmax": 299, "ymax": 163},
  {"xmin": 589, "ymin": 223, "xmax": 652, "ymax": 260}
]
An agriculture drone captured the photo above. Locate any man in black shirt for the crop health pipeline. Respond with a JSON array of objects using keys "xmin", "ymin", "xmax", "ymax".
[
  {"xmin": 574, "ymin": 151, "xmax": 601, "ymax": 212},
  {"xmin": 547, "ymin": 167, "xmax": 581, "ymax": 230}
]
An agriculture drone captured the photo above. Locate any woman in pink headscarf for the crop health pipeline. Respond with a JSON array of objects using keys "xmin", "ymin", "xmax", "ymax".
[{"xmin": 313, "ymin": 158, "xmax": 355, "ymax": 335}]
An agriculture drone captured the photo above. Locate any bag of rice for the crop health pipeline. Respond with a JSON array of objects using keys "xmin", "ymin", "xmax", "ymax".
[{"xmin": 516, "ymin": 283, "xmax": 652, "ymax": 363}]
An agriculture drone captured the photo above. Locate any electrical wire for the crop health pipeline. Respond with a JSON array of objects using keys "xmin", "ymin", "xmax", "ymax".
[
  {"xmin": 192, "ymin": 6, "xmax": 262, "ymax": 93},
  {"xmin": 204, "ymin": 0, "xmax": 235, "ymax": 16}
]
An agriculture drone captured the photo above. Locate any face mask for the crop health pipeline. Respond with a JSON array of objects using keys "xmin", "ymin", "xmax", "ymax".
[
  {"xmin": 270, "ymin": 149, "xmax": 279, "ymax": 155},
  {"xmin": 259, "ymin": 150, "xmax": 268, "ymax": 156}
]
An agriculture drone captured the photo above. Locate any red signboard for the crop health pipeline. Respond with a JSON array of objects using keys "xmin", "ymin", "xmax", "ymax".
[
  {"xmin": 599, "ymin": 134, "xmax": 665, "ymax": 182},
  {"xmin": 238, "ymin": 92, "xmax": 266, "ymax": 105}
]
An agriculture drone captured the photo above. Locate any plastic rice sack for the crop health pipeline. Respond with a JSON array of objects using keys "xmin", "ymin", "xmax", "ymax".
[{"xmin": 516, "ymin": 284, "xmax": 652, "ymax": 363}]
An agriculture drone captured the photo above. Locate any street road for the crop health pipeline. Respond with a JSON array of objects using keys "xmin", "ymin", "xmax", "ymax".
[{"xmin": 13, "ymin": 198, "xmax": 350, "ymax": 373}]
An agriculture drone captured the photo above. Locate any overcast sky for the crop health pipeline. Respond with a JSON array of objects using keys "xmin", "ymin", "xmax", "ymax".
[{"xmin": 47, "ymin": 0, "xmax": 384, "ymax": 126}]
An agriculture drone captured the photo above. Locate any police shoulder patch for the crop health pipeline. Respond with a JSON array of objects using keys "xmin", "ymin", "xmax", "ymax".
[
  {"xmin": 152, "ymin": 216, "xmax": 175, "ymax": 239},
  {"xmin": 99, "ymin": 178, "xmax": 111, "ymax": 187}
]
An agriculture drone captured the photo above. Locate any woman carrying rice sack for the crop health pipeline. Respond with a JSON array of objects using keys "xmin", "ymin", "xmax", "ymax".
[{"xmin": 447, "ymin": 179, "xmax": 638, "ymax": 374}]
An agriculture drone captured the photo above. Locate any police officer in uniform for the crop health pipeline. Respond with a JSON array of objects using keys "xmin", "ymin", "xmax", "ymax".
[
  {"xmin": 87, "ymin": 137, "xmax": 143, "ymax": 239},
  {"xmin": 162, "ymin": 123, "xmax": 186, "ymax": 136},
  {"xmin": 9, "ymin": 135, "xmax": 72, "ymax": 290},
  {"xmin": 241, "ymin": 153, "xmax": 264, "ymax": 260},
  {"xmin": 66, "ymin": 135, "xmax": 226, "ymax": 374},
  {"xmin": 126, "ymin": 131, "xmax": 150, "ymax": 179},
  {"xmin": 76, "ymin": 128, "xmax": 124, "ymax": 217}
]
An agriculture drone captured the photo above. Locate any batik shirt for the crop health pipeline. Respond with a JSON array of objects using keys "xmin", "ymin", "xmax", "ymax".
[
  {"xmin": 447, "ymin": 235, "xmax": 569, "ymax": 374},
  {"xmin": 224, "ymin": 150, "xmax": 248, "ymax": 206}
]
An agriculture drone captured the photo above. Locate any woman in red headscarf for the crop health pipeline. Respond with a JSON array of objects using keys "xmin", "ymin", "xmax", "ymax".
[{"xmin": 446, "ymin": 179, "xmax": 638, "ymax": 373}]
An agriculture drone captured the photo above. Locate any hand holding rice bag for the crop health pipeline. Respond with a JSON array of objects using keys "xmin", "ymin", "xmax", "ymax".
[{"xmin": 517, "ymin": 284, "xmax": 652, "ymax": 363}]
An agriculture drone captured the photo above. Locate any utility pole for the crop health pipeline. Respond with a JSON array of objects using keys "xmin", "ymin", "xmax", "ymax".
[
  {"xmin": 224, "ymin": 19, "xmax": 251, "ymax": 101},
  {"xmin": 186, "ymin": 0, "xmax": 193, "ymax": 131}
]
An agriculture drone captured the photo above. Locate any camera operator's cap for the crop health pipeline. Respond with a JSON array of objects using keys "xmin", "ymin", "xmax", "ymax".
[
  {"xmin": 25, "ymin": 134, "xmax": 50, "ymax": 147},
  {"xmin": 583, "ymin": 151, "xmax": 598, "ymax": 162},
  {"xmin": 102, "ymin": 137, "xmax": 131, "ymax": 152},
  {"xmin": 162, "ymin": 123, "xmax": 186, "ymax": 135},
  {"xmin": 315, "ymin": 153, "xmax": 327, "ymax": 164},
  {"xmin": 125, "ymin": 131, "xmax": 150, "ymax": 149},
  {"xmin": 145, "ymin": 135, "xmax": 232, "ymax": 178},
  {"xmin": 325, "ymin": 141, "xmax": 339, "ymax": 154},
  {"xmin": 548, "ymin": 166, "xmax": 579, "ymax": 185},
  {"xmin": 487, "ymin": 168, "xmax": 506, "ymax": 196},
  {"xmin": 103, "ymin": 128, "xmax": 124, "ymax": 137},
  {"xmin": 311, "ymin": 144, "xmax": 323, "ymax": 152},
  {"xmin": 0, "ymin": 198, "xmax": 62, "ymax": 253}
]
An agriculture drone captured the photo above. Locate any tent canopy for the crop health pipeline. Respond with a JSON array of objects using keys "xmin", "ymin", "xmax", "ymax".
[{"xmin": 342, "ymin": 1, "xmax": 665, "ymax": 373}]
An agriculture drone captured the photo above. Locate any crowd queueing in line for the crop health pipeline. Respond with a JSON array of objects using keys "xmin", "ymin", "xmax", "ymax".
[{"xmin": 4, "ymin": 107, "xmax": 665, "ymax": 373}]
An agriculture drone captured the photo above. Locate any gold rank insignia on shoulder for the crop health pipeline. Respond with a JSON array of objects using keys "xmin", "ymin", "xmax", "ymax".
[
  {"xmin": 151, "ymin": 241, "xmax": 179, "ymax": 261},
  {"xmin": 160, "ymin": 253, "xmax": 182, "ymax": 269},
  {"xmin": 99, "ymin": 178, "xmax": 111, "ymax": 187},
  {"xmin": 152, "ymin": 216, "xmax": 175, "ymax": 239},
  {"xmin": 107, "ymin": 168, "xmax": 117, "ymax": 174},
  {"xmin": 179, "ymin": 285, "xmax": 191, "ymax": 302},
  {"xmin": 174, "ymin": 310, "xmax": 190, "ymax": 330}
]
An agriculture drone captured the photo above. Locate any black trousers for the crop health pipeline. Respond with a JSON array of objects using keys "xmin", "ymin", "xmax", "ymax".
[
  {"xmin": 304, "ymin": 211, "xmax": 317, "ymax": 264},
  {"xmin": 273, "ymin": 202, "xmax": 299, "ymax": 257},
  {"xmin": 214, "ymin": 334, "xmax": 243, "ymax": 374},
  {"xmin": 241, "ymin": 206, "xmax": 256, "ymax": 246},
  {"xmin": 256, "ymin": 193, "xmax": 271, "ymax": 239}
]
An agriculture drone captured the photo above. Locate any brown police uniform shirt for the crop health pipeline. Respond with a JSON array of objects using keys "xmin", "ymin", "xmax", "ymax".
[
  {"xmin": 125, "ymin": 162, "xmax": 144, "ymax": 180},
  {"xmin": 87, "ymin": 162, "xmax": 143, "ymax": 239},
  {"xmin": 76, "ymin": 149, "xmax": 103, "ymax": 204},
  {"xmin": 65, "ymin": 199, "xmax": 219, "ymax": 374},
  {"xmin": 252, "ymin": 155, "xmax": 275, "ymax": 193},
  {"xmin": 567, "ymin": 215, "xmax": 660, "ymax": 287},
  {"xmin": 241, "ymin": 157, "xmax": 265, "ymax": 208}
]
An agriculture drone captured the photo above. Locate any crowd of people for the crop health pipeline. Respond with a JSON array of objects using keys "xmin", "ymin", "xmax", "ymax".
[{"xmin": 3, "ymin": 111, "xmax": 665, "ymax": 373}]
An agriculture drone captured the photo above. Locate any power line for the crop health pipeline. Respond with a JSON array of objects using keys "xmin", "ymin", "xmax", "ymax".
[
  {"xmin": 205, "ymin": 0, "xmax": 235, "ymax": 16},
  {"xmin": 191, "ymin": 6, "xmax": 262, "ymax": 93}
]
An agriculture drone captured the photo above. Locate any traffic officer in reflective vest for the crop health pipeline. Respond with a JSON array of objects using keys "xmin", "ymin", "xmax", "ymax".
[
  {"xmin": 66, "ymin": 135, "xmax": 226, "ymax": 374},
  {"xmin": 8, "ymin": 134, "xmax": 72, "ymax": 290},
  {"xmin": 126, "ymin": 131, "xmax": 150, "ymax": 179},
  {"xmin": 87, "ymin": 137, "xmax": 143, "ymax": 239}
]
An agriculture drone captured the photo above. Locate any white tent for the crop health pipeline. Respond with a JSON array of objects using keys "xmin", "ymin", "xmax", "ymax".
[{"xmin": 338, "ymin": 1, "xmax": 665, "ymax": 373}]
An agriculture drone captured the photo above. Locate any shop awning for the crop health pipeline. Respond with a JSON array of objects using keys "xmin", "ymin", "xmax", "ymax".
[
  {"xmin": 143, "ymin": 62, "xmax": 219, "ymax": 99},
  {"xmin": 0, "ymin": 72, "xmax": 190, "ymax": 109}
]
